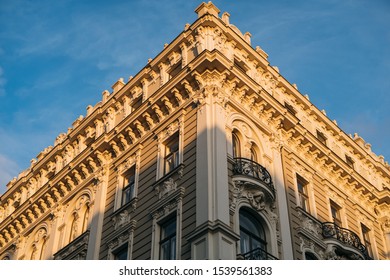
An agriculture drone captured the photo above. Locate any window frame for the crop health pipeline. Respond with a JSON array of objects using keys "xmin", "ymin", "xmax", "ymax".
[
  {"xmin": 112, "ymin": 243, "xmax": 129, "ymax": 260},
  {"xmin": 345, "ymin": 155, "xmax": 355, "ymax": 169},
  {"xmin": 330, "ymin": 201, "xmax": 342, "ymax": 227},
  {"xmin": 284, "ymin": 102, "xmax": 297, "ymax": 116},
  {"xmin": 114, "ymin": 155, "xmax": 140, "ymax": 211},
  {"xmin": 232, "ymin": 132, "xmax": 241, "ymax": 158},
  {"xmin": 361, "ymin": 224, "xmax": 373, "ymax": 258},
  {"xmin": 163, "ymin": 133, "xmax": 180, "ymax": 175},
  {"xmin": 316, "ymin": 130, "xmax": 327, "ymax": 146},
  {"xmin": 156, "ymin": 120, "xmax": 184, "ymax": 180},
  {"xmin": 296, "ymin": 175, "xmax": 310, "ymax": 213},
  {"xmin": 159, "ymin": 216, "xmax": 177, "ymax": 260},
  {"xmin": 121, "ymin": 166, "xmax": 136, "ymax": 207},
  {"xmin": 239, "ymin": 209, "xmax": 267, "ymax": 255}
]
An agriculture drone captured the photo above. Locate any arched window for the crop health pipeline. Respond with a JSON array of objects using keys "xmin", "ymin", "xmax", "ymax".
[
  {"xmin": 239, "ymin": 209, "xmax": 267, "ymax": 257},
  {"xmin": 250, "ymin": 145, "xmax": 258, "ymax": 162},
  {"xmin": 232, "ymin": 132, "xmax": 241, "ymax": 158},
  {"xmin": 81, "ymin": 206, "xmax": 90, "ymax": 233},
  {"xmin": 69, "ymin": 213, "xmax": 78, "ymax": 243},
  {"xmin": 304, "ymin": 252, "xmax": 318, "ymax": 260},
  {"xmin": 30, "ymin": 228, "xmax": 47, "ymax": 260}
]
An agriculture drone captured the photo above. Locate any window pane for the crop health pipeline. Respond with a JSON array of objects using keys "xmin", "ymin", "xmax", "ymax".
[
  {"xmin": 297, "ymin": 176, "xmax": 310, "ymax": 213},
  {"xmin": 160, "ymin": 241, "xmax": 170, "ymax": 260},
  {"xmin": 114, "ymin": 244, "xmax": 128, "ymax": 260},
  {"xmin": 161, "ymin": 219, "xmax": 176, "ymax": 239},
  {"xmin": 122, "ymin": 166, "xmax": 135, "ymax": 206},
  {"xmin": 240, "ymin": 231, "xmax": 250, "ymax": 253},
  {"xmin": 122, "ymin": 184, "xmax": 134, "ymax": 205},
  {"xmin": 165, "ymin": 151, "xmax": 178, "ymax": 174},
  {"xmin": 164, "ymin": 134, "xmax": 179, "ymax": 174},
  {"xmin": 330, "ymin": 202, "xmax": 342, "ymax": 226},
  {"xmin": 239, "ymin": 209, "xmax": 267, "ymax": 255},
  {"xmin": 362, "ymin": 225, "xmax": 373, "ymax": 257},
  {"xmin": 250, "ymin": 147, "xmax": 257, "ymax": 162},
  {"xmin": 232, "ymin": 133, "xmax": 240, "ymax": 158},
  {"xmin": 160, "ymin": 217, "xmax": 176, "ymax": 260},
  {"xmin": 316, "ymin": 130, "xmax": 327, "ymax": 145},
  {"xmin": 170, "ymin": 236, "xmax": 176, "ymax": 260}
]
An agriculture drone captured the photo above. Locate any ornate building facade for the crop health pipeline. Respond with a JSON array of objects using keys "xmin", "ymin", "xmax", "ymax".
[{"xmin": 0, "ymin": 2, "xmax": 389, "ymax": 260}]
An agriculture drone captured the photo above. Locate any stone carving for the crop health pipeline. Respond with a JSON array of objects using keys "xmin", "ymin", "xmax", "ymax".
[
  {"xmin": 193, "ymin": 71, "xmax": 231, "ymax": 107},
  {"xmin": 297, "ymin": 211, "xmax": 322, "ymax": 237},
  {"xmin": 155, "ymin": 178, "xmax": 177, "ymax": 199},
  {"xmin": 246, "ymin": 188, "xmax": 265, "ymax": 210},
  {"xmin": 112, "ymin": 210, "xmax": 131, "ymax": 230},
  {"xmin": 324, "ymin": 244, "xmax": 361, "ymax": 260},
  {"xmin": 381, "ymin": 217, "xmax": 390, "ymax": 234},
  {"xmin": 231, "ymin": 181, "xmax": 266, "ymax": 211}
]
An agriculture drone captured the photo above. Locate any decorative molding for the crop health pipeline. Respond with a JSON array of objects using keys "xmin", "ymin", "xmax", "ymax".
[
  {"xmin": 53, "ymin": 230, "xmax": 89, "ymax": 260},
  {"xmin": 112, "ymin": 199, "xmax": 138, "ymax": 230}
]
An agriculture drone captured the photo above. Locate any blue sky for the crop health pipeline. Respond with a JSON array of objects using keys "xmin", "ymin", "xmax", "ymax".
[{"xmin": 0, "ymin": 0, "xmax": 389, "ymax": 195}]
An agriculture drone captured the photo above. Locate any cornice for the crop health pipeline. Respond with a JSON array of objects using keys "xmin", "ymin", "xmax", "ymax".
[{"xmin": 1, "ymin": 1, "xmax": 388, "ymax": 241}]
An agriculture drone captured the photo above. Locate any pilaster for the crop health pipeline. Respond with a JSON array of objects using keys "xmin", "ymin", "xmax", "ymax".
[{"xmin": 194, "ymin": 70, "xmax": 235, "ymax": 259}]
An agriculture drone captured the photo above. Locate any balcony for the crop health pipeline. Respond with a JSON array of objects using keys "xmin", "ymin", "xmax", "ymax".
[
  {"xmin": 237, "ymin": 247, "xmax": 278, "ymax": 260},
  {"xmin": 296, "ymin": 208, "xmax": 371, "ymax": 260},
  {"xmin": 232, "ymin": 157, "xmax": 275, "ymax": 201},
  {"xmin": 322, "ymin": 222, "xmax": 371, "ymax": 259}
]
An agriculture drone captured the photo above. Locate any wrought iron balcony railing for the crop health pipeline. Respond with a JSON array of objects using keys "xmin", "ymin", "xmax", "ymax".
[
  {"xmin": 238, "ymin": 247, "xmax": 278, "ymax": 260},
  {"xmin": 297, "ymin": 208, "xmax": 372, "ymax": 260},
  {"xmin": 322, "ymin": 222, "xmax": 371, "ymax": 259},
  {"xmin": 232, "ymin": 157, "xmax": 275, "ymax": 195}
]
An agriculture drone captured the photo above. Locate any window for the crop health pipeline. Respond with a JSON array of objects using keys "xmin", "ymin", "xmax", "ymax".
[
  {"xmin": 239, "ymin": 209, "xmax": 267, "ymax": 257},
  {"xmin": 81, "ymin": 205, "xmax": 90, "ymax": 233},
  {"xmin": 232, "ymin": 132, "xmax": 241, "ymax": 158},
  {"xmin": 164, "ymin": 133, "xmax": 179, "ymax": 175},
  {"xmin": 304, "ymin": 252, "xmax": 318, "ymax": 260},
  {"xmin": 250, "ymin": 145, "xmax": 257, "ymax": 162},
  {"xmin": 297, "ymin": 175, "xmax": 310, "ymax": 212},
  {"xmin": 159, "ymin": 217, "xmax": 176, "ymax": 260},
  {"xmin": 361, "ymin": 224, "xmax": 373, "ymax": 258},
  {"xmin": 132, "ymin": 96, "xmax": 143, "ymax": 111},
  {"xmin": 284, "ymin": 102, "xmax": 296, "ymax": 116},
  {"xmin": 122, "ymin": 166, "xmax": 136, "ymax": 206},
  {"xmin": 316, "ymin": 130, "xmax": 327, "ymax": 146},
  {"xmin": 330, "ymin": 201, "xmax": 342, "ymax": 226},
  {"xmin": 345, "ymin": 155, "xmax": 354, "ymax": 169},
  {"xmin": 113, "ymin": 243, "xmax": 128, "ymax": 260}
]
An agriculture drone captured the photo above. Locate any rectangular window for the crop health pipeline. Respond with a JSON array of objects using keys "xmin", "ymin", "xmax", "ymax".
[
  {"xmin": 330, "ymin": 201, "xmax": 342, "ymax": 226},
  {"xmin": 316, "ymin": 130, "xmax": 327, "ymax": 146},
  {"xmin": 113, "ymin": 243, "xmax": 128, "ymax": 260},
  {"xmin": 159, "ymin": 217, "xmax": 176, "ymax": 260},
  {"xmin": 164, "ymin": 133, "xmax": 179, "ymax": 175},
  {"xmin": 297, "ymin": 175, "xmax": 310, "ymax": 212},
  {"xmin": 345, "ymin": 155, "xmax": 354, "ymax": 169},
  {"xmin": 284, "ymin": 102, "xmax": 296, "ymax": 116},
  {"xmin": 361, "ymin": 224, "xmax": 373, "ymax": 258},
  {"xmin": 122, "ymin": 166, "xmax": 136, "ymax": 206},
  {"xmin": 132, "ymin": 96, "xmax": 143, "ymax": 111}
]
